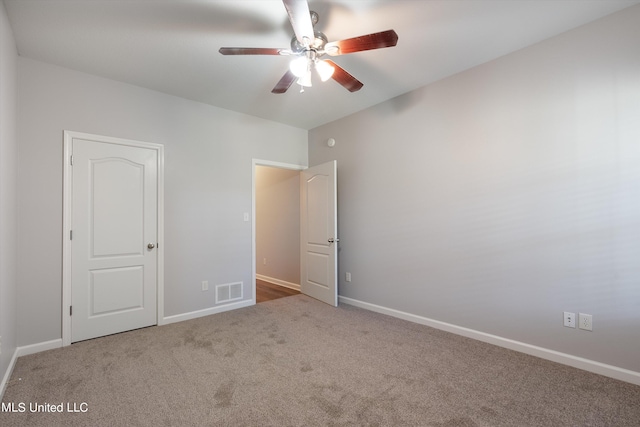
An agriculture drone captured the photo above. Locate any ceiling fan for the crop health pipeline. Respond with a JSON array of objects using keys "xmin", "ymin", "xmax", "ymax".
[{"xmin": 219, "ymin": 0, "xmax": 398, "ymax": 94}]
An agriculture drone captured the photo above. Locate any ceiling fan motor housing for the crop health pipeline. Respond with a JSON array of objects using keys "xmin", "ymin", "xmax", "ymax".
[{"xmin": 290, "ymin": 31, "xmax": 328, "ymax": 55}]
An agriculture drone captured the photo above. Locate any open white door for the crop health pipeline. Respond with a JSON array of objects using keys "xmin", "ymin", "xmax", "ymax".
[{"xmin": 300, "ymin": 161, "xmax": 338, "ymax": 306}]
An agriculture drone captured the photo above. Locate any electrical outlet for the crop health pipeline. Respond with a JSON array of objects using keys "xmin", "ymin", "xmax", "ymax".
[
  {"xmin": 345, "ymin": 272, "xmax": 352, "ymax": 282},
  {"xmin": 563, "ymin": 312, "xmax": 576, "ymax": 328},
  {"xmin": 579, "ymin": 313, "xmax": 593, "ymax": 331},
  {"xmin": 202, "ymin": 280, "xmax": 209, "ymax": 291},
  {"xmin": 263, "ymin": 258, "xmax": 267, "ymax": 265}
]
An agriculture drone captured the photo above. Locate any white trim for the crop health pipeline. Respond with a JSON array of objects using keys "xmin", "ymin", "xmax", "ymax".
[
  {"xmin": 62, "ymin": 131, "xmax": 165, "ymax": 345},
  {"xmin": 162, "ymin": 299, "xmax": 254, "ymax": 325},
  {"xmin": 339, "ymin": 296, "xmax": 640, "ymax": 386},
  {"xmin": 62, "ymin": 134, "xmax": 72, "ymax": 346},
  {"xmin": 16, "ymin": 339, "xmax": 63, "ymax": 357},
  {"xmin": 0, "ymin": 348, "xmax": 19, "ymax": 400},
  {"xmin": 251, "ymin": 159, "xmax": 306, "ymax": 305},
  {"xmin": 156, "ymin": 138, "xmax": 165, "ymax": 326},
  {"xmin": 256, "ymin": 274, "xmax": 300, "ymax": 291}
]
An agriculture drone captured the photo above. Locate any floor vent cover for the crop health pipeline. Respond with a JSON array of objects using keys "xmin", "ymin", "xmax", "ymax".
[{"xmin": 216, "ymin": 282, "xmax": 243, "ymax": 304}]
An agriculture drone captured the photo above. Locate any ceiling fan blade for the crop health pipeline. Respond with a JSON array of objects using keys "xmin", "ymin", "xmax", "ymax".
[
  {"xmin": 325, "ymin": 30, "xmax": 398, "ymax": 56},
  {"xmin": 282, "ymin": 0, "xmax": 314, "ymax": 46},
  {"xmin": 325, "ymin": 60, "xmax": 363, "ymax": 92},
  {"xmin": 272, "ymin": 70, "xmax": 297, "ymax": 94},
  {"xmin": 219, "ymin": 47, "xmax": 288, "ymax": 56}
]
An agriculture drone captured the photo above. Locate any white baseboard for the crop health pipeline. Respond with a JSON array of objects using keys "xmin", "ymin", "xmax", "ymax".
[
  {"xmin": 17, "ymin": 339, "xmax": 63, "ymax": 357},
  {"xmin": 162, "ymin": 299, "xmax": 254, "ymax": 325},
  {"xmin": 256, "ymin": 274, "xmax": 300, "ymax": 291},
  {"xmin": 339, "ymin": 296, "xmax": 640, "ymax": 386},
  {"xmin": 0, "ymin": 348, "xmax": 19, "ymax": 400}
]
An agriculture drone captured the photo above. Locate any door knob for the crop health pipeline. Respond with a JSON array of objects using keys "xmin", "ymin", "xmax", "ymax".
[{"xmin": 147, "ymin": 243, "xmax": 155, "ymax": 249}]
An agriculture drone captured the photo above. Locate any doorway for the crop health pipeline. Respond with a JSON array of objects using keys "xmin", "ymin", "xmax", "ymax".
[
  {"xmin": 253, "ymin": 161, "xmax": 304, "ymax": 303},
  {"xmin": 252, "ymin": 159, "xmax": 338, "ymax": 307}
]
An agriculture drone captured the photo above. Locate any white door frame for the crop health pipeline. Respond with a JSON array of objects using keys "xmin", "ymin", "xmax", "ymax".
[
  {"xmin": 251, "ymin": 159, "xmax": 306, "ymax": 303},
  {"xmin": 62, "ymin": 131, "xmax": 165, "ymax": 346}
]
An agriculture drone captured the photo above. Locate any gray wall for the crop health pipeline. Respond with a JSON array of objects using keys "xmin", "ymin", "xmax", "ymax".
[
  {"xmin": 309, "ymin": 6, "xmax": 640, "ymax": 372},
  {"xmin": 16, "ymin": 58, "xmax": 307, "ymax": 346},
  {"xmin": 256, "ymin": 165, "xmax": 300, "ymax": 285},
  {"xmin": 0, "ymin": 1, "xmax": 18, "ymax": 381}
]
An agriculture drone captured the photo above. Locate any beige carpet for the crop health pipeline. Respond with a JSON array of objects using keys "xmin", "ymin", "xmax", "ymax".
[{"xmin": 1, "ymin": 295, "xmax": 639, "ymax": 426}]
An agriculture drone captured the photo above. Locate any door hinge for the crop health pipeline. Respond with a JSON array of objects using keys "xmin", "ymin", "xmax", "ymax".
[
  {"xmin": 70, "ymin": 306, "xmax": 73, "ymax": 316},
  {"xmin": 70, "ymin": 155, "xmax": 73, "ymax": 166},
  {"xmin": 70, "ymin": 230, "xmax": 73, "ymax": 240}
]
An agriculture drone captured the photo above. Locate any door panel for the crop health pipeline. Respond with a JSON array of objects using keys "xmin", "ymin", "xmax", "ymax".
[
  {"xmin": 71, "ymin": 138, "xmax": 158, "ymax": 342},
  {"xmin": 90, "ymin": 266, "xmax": 144, "ymax": 316},
  {"xmin": 91, "ymin": 159, "xmax": 144, "ymax": 257},
  {"xmin": 307, "ymin": 175, "xmax": 329, "ymax": 244},
  {"xmin": 306, "ymin": 252, "xmax": 329, "ymax": 288},
  {"xmin": 300, "ymin": 161, "xmax": 337, "ymax": 306}
]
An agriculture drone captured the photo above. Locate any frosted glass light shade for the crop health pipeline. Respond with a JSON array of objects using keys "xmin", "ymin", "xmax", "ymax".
[
  {"xmin": 289, "ymin": 57, "xmax": 308, "ymax": 77},
  {"xmin": 297, "ymin": 70, "xmax": 313, "ymax": 87},
  {"xmin": 316, "ymin": 60, "xmax": 335, "ymax": 82}
]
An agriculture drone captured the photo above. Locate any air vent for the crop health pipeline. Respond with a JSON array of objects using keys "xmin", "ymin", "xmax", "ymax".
[{"xmin": 216, "ymin": 282, "xmax": 243, "ymax": 304}]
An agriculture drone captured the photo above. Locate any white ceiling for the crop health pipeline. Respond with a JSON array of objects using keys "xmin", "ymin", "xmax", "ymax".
[{"xmin": 5, "ymin": 0, "xmax": 640, "ymax": 130}]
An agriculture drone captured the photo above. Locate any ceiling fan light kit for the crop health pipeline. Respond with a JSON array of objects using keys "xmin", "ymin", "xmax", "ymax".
[{"xmin": 219, "ymin": 0, "xmax": 398, "ymax": 94}]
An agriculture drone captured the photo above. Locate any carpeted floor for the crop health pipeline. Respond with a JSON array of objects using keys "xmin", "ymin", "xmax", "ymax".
[{"xmin": 1, "ymin": 295, "xmax": 639, "ymax": 426}]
